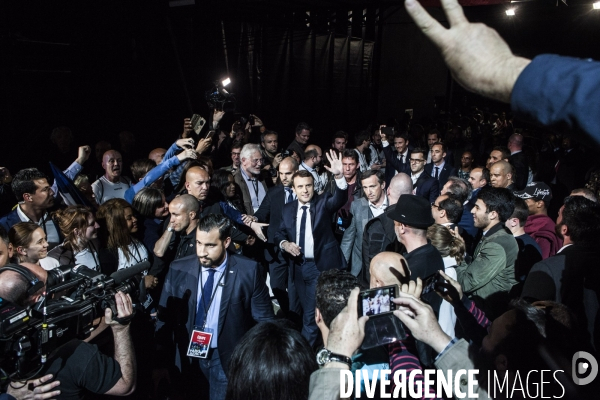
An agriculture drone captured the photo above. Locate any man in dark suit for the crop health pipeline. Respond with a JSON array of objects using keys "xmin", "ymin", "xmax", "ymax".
[
  {"xmin": 508, "ymin": 133, "xmax": 530, "ymax": 191},
  {"xmin": 410, "ymin": 148, "xmax": 440, "ymax": 203},
  {"xmin": 425, "ymin": 142, "xmax": 457, "ymax": 189},
  {"xmin": 252, "ymin": 156, "xmax": 299, "ymax": 315},
  {"xmin": 381, "ymin": 132, "xmax": 411, "ymax": 187},
  {"xmin": 156, "ymin": 214, "xmax": 274, "ymax": 400},
  {"xmin": 274, "ymin": 150, "xmax": 347, "ymax": 345}
]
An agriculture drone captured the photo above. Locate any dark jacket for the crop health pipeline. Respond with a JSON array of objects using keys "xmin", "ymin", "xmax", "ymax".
[
  {"xmin": 361, "ymin": 203, "xmax": 406, "ymax": 287},
  {"xmin": 510, "ymin": 151, "xmax": 529, "ymax": 191},
  {"xmin": 382, "ymin": 146, "xmax": 410, "ymax": 187},
  {"xmin": 155, "ymin": 253, "xmax": 274, "ymax": 375},
  {"xmin": 274, "ymin": 184, "xmax": 348, "ymax": 272},
  {"xmin": 254, "ymin": 184, "xmax": 286, "ymax": 245},
  {"xmin": 414, "ymin": 171, "xmax": 440, "ymax": 204},
  {"xmin": 424, "ymin": 163, "xmax": 457, "ymax": 190}
]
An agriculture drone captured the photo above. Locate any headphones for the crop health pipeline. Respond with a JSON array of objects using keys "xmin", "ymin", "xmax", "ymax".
[{"xmin": 0, "ymin": 263, "xmax": 45, "ymax": 296}]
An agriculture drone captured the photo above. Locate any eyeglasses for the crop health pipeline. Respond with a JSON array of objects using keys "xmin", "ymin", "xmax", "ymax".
[
  {"xmin": 431, "ymin": 203, "xmax": 442, "ymax": 210},
  {"xmin": 250, "ymin": 158, "xmax": 264, "ymax": 165},
  {"xmin": 231, "ymin": 152, "xmax": 241, "ymax": 156},
  {"xmin": 409, "ymin": 158, "xmax": 425, "ymax": 164}
]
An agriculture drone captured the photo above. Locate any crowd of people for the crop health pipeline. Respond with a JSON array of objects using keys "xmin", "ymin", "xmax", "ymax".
[{"xmin": 1, "ymin": 0, "xmax": 600, "ymax": 398}]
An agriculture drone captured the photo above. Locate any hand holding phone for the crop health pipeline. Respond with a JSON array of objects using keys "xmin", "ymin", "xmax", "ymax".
[{"xmin": 358, "ymin": 285, "xmax": 397, "ymax": 317}]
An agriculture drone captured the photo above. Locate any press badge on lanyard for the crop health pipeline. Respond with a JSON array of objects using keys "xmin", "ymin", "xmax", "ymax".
[
  {"xmin": 187, "ymin": 327, "xmax": 213, "ymax": 358},
  {"xmin": 187, "ymin": 269, "xmax": 224, "ymax": 358}
]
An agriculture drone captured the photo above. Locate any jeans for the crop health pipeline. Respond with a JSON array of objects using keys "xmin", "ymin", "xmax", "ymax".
[{"xmin": 199, "ymin": 348, "xmax": 228, "ymax": 400}]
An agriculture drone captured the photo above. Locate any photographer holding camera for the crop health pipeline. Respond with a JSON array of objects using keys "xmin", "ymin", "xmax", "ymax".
[{"xmin": 0, "ymin": 266, "xmax": 137, "ymax": 399}]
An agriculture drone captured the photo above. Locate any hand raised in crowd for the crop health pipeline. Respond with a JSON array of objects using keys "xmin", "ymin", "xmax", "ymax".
[
  {"xmin": 241, "ymin": 214, "xmax": 255, "ymax": 226},
  {"xmin": 76, "ymin": 145, "xmax": 91, "ymax": 165},
  {"xmin": 281, "ymin": 241, "xmax": 301, "ymax": 257},
  {"xmin": 176, "ymin": 138, "xmax": 194, "ymax": 149},
  {"xmin": 379, "ymin": 125, "xmax": 387, "ymax": 142},
  {"xmin": 404, "ymin": 0, "xmax": 530, "ymax": 103},
  {"xmin": 392, "ymin": 292, "xmax": 452, "ymax": 354},
  {"xmin": 324, "ymin": 149, "xmax": 343, "ymax": 179},
  {"xmin": 195, "ymin": 137, "xmax": 212, "ymax": 154},
  {"xmin": 105, "ymin": 291, "xmax": 134, "ymax": 331},
  {"xmin": 213, "ymin": 109, "xmax": 226, "ymax": 123},
  {"xmin": 250, "ymin": 114, "xmax": 263, "ymax": 127},
  {"xmin": 326, "ymin": 287, "xmax": 369, "ymax": 365},
  {"xmin": 400, "ymin": 277, "xmax": 423, "ymax": 299},
  {"xmin": 7, "ymin": 374, "xmax": 61, "ymax": 400},
  {"xmin": 272, "ymin": 153, "xmax": 283, "ymax": 169},
  {"xmin": 182, "ymin": 118, "xmax": 193, "ymax": 138},
  {"xmin": 176, "ymin": 148, "xmax": 198, "ymax": 162},
  {"xmin": 436, "ymin": 269, "xmax": 464, "ymax": 305}
]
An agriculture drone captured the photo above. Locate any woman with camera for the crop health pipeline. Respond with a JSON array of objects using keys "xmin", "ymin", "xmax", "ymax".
[{"xmin": 43, "ymin": 205, "xmax": 101, "ymax": 271}]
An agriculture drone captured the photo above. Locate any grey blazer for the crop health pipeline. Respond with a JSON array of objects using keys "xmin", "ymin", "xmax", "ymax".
[{"xmin": 341, "ymin": 197, "xmax": 374, "ymax": 276}]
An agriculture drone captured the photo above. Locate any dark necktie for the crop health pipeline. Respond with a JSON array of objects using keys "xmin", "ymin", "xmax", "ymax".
[
  {"xmin": 298, "ymin": 206, "xmax": 308, "ymax": 252},
  {"xmin": 195, "ymin": 268, "xmax": 216, "ymax": 328},
  {"xmin": 285, "ymin": 187, "xmax": 293, "ymax": 204},
  {"xmin": 434, "ymin": 167, "xmax": 440, "ymax": 180},
  {"xmin": 399, "ymin": 154, "xmax": 404, "ymax": 164}
]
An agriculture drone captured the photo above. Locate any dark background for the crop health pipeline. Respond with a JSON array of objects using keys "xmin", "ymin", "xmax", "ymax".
[{"xmin": 2, "ymin": 0, "xmax": 599, "ymax": 172}]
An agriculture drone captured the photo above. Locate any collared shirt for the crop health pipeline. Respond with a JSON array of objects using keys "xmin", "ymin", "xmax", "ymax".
[
  {"xmin": 197, "ymin": 254, "xmax": 227, "ymax": 348},
  {"xmin": 299, "ymin": 162, "xmax": 327, "ymax": 194},
  {"xmin": 511, "ymin": 150, "xmax": 522, "ymax": 156},
  {"xmin": 240, "ymin": 168, "xmax": 266, "ymax": 213},
  {"xmin": 17, "ymin": 205, "xmax": 60, "ymax": 249},
  {"xmin": 295, "ymin": 202, "xmax": 314, "ymax": 258},
  {"xmin": 556, "ymin": 243, "xmax": 573, "ymax": 254},
  {"xmin": 176, "ymin": 228, "xmax": 197, "ymax": 260},
  {"xmin": 369, "ymin": 195, "xmax": 388, "ymax": 218},
  {"xmin": 411, "ymin": 170, "xmax": 423, "ymax": 186}
]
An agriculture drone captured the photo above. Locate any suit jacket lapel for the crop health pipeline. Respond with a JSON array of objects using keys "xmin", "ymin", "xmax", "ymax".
[{"xmin": 218, "ymin": 255, "xmax": 237, "ymax": 335}]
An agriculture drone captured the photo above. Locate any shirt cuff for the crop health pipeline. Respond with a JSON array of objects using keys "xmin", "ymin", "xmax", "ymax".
[
  {"xmin": 434, "ymin": 337, "xmax": 458, "ymax": 361},
  {"xmin": 279, "ymin": 240, "xmax": 287, "ymax": 250},
  {"xmin": 334, "ymin": 176, "xmax": 348, "ymax": 190},
  {"xmin": 382, "ymin": 140, "xmax": 389, "ymax": 148}
]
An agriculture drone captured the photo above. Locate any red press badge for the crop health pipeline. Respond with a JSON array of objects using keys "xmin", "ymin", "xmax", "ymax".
[{"xmin": 187, "ymin": 329, "xmax": 212, "ymax": 358}]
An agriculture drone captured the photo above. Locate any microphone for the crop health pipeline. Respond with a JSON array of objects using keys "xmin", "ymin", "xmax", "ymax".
[{"xmin": 110, "ymin": 261, "xmax": 151, "ymax": 285}]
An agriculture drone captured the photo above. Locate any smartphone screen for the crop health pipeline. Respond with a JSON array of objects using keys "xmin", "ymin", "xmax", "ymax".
[
  {"xmin": 191, "ymin": 114, "xmax": 206, "ymax": 135},
  {"xmin": 359, "ymin": 285, "xmax": 397, "ymax": 317},
  {"xmin": 421, "ymin": 272, "xmax": 448, "ymax": 296},
  {"xmin": 205, "ymin": 130, "xmax": 215, "ymax": 140}
]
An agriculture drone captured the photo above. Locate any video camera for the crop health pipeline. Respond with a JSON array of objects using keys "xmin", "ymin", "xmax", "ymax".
[
  {"xmin": 205, "ymin": 80, "xmax": 236, "ymax": 112},
  {"xmin": 0, "ymin": 262, "xmax": 148, "ymax": 382}
]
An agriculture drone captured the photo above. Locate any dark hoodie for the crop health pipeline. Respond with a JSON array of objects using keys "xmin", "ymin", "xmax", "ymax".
[{"xmin": 524, "ymin": 214, "xmax": 563, "ymax": 259}]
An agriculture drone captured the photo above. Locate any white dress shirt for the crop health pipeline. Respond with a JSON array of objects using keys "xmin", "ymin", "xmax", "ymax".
[{"xmin": 369, "ymin": 195, "xmax": 389, "ymax": 218}]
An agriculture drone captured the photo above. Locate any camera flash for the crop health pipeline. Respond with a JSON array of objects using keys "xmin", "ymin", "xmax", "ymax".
[{"xmin": 222, "ymin": 78, "xmax": 231, "ymax": 87}]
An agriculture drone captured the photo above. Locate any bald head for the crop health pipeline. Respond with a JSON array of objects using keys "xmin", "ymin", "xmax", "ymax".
[
  {"xmin": 102, "ymin": 150, "xmax": 123, "ymax": 180},
  {"xmin": 369, "ymin": 252, "xmax": 410, "ymax": 288},
  {"xmin": 490, "ymin": 161, "xmax": 513, "ymax": 188},
  {"xmin": 148, "ymin": 148, "xmax": 167, "ymax": 165},
  {"xmin": 303, "ymin": 145, "xmax": 323, "ymax": 168},
  {"xmin": 387, "ymin": 173, "xmax": 413, "ymax": 205},
  {"xmin": 508, "ymin": 133, "xmax": 523, "ymax": 151},
  {"xmin": 185, "ymin": 166, "xmax": 211, "ymax": 201},
  {"xmin": 171, "ymin": 194, "xmax": 199, "ymax": 214},
  {"xmin": 0, "ymin": 263, "xmax": 47, "ymax": 306}
]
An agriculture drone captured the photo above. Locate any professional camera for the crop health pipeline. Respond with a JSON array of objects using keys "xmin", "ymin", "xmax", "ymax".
[
  {"xmin": 205, "ymin": 79, "xmax": 236, "ymax": 112},
  {"xmin": 0, "ymin": 262, "xmax": 148, "ymax": 382}
]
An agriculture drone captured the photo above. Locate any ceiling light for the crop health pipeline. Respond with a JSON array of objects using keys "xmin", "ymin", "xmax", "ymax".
[
  {"xmin": 506, "ymin": 9, "xmax": 516, "ymax": 15},
  {"xmin": 593, "ymin": 2, "xmax": 600, "ymax": 9},
  {"xmin": 222, "ymin": 78, "xmax": 231, "ymax": 87}
]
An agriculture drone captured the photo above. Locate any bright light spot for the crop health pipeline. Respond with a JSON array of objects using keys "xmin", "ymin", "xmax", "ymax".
[
  {"xmin": 593, "ymin": 2, "xmax": 600, "ymax": 9},
  {"xmin": 222, "ymin": 78, "xmax": 231, "ymax": 86},
  {"xmin": 506, "ymin": 9, "xmax": 516, "ymax": 15}
]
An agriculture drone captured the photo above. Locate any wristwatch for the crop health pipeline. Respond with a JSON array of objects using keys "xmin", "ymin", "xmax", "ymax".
[
  {"xmin": 167, "ymin": 227, "xmax": 173, "ymax": 232},
  {"xmin": 316, "ymin": 348, "xmax": 352, "ymax": 369}
]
